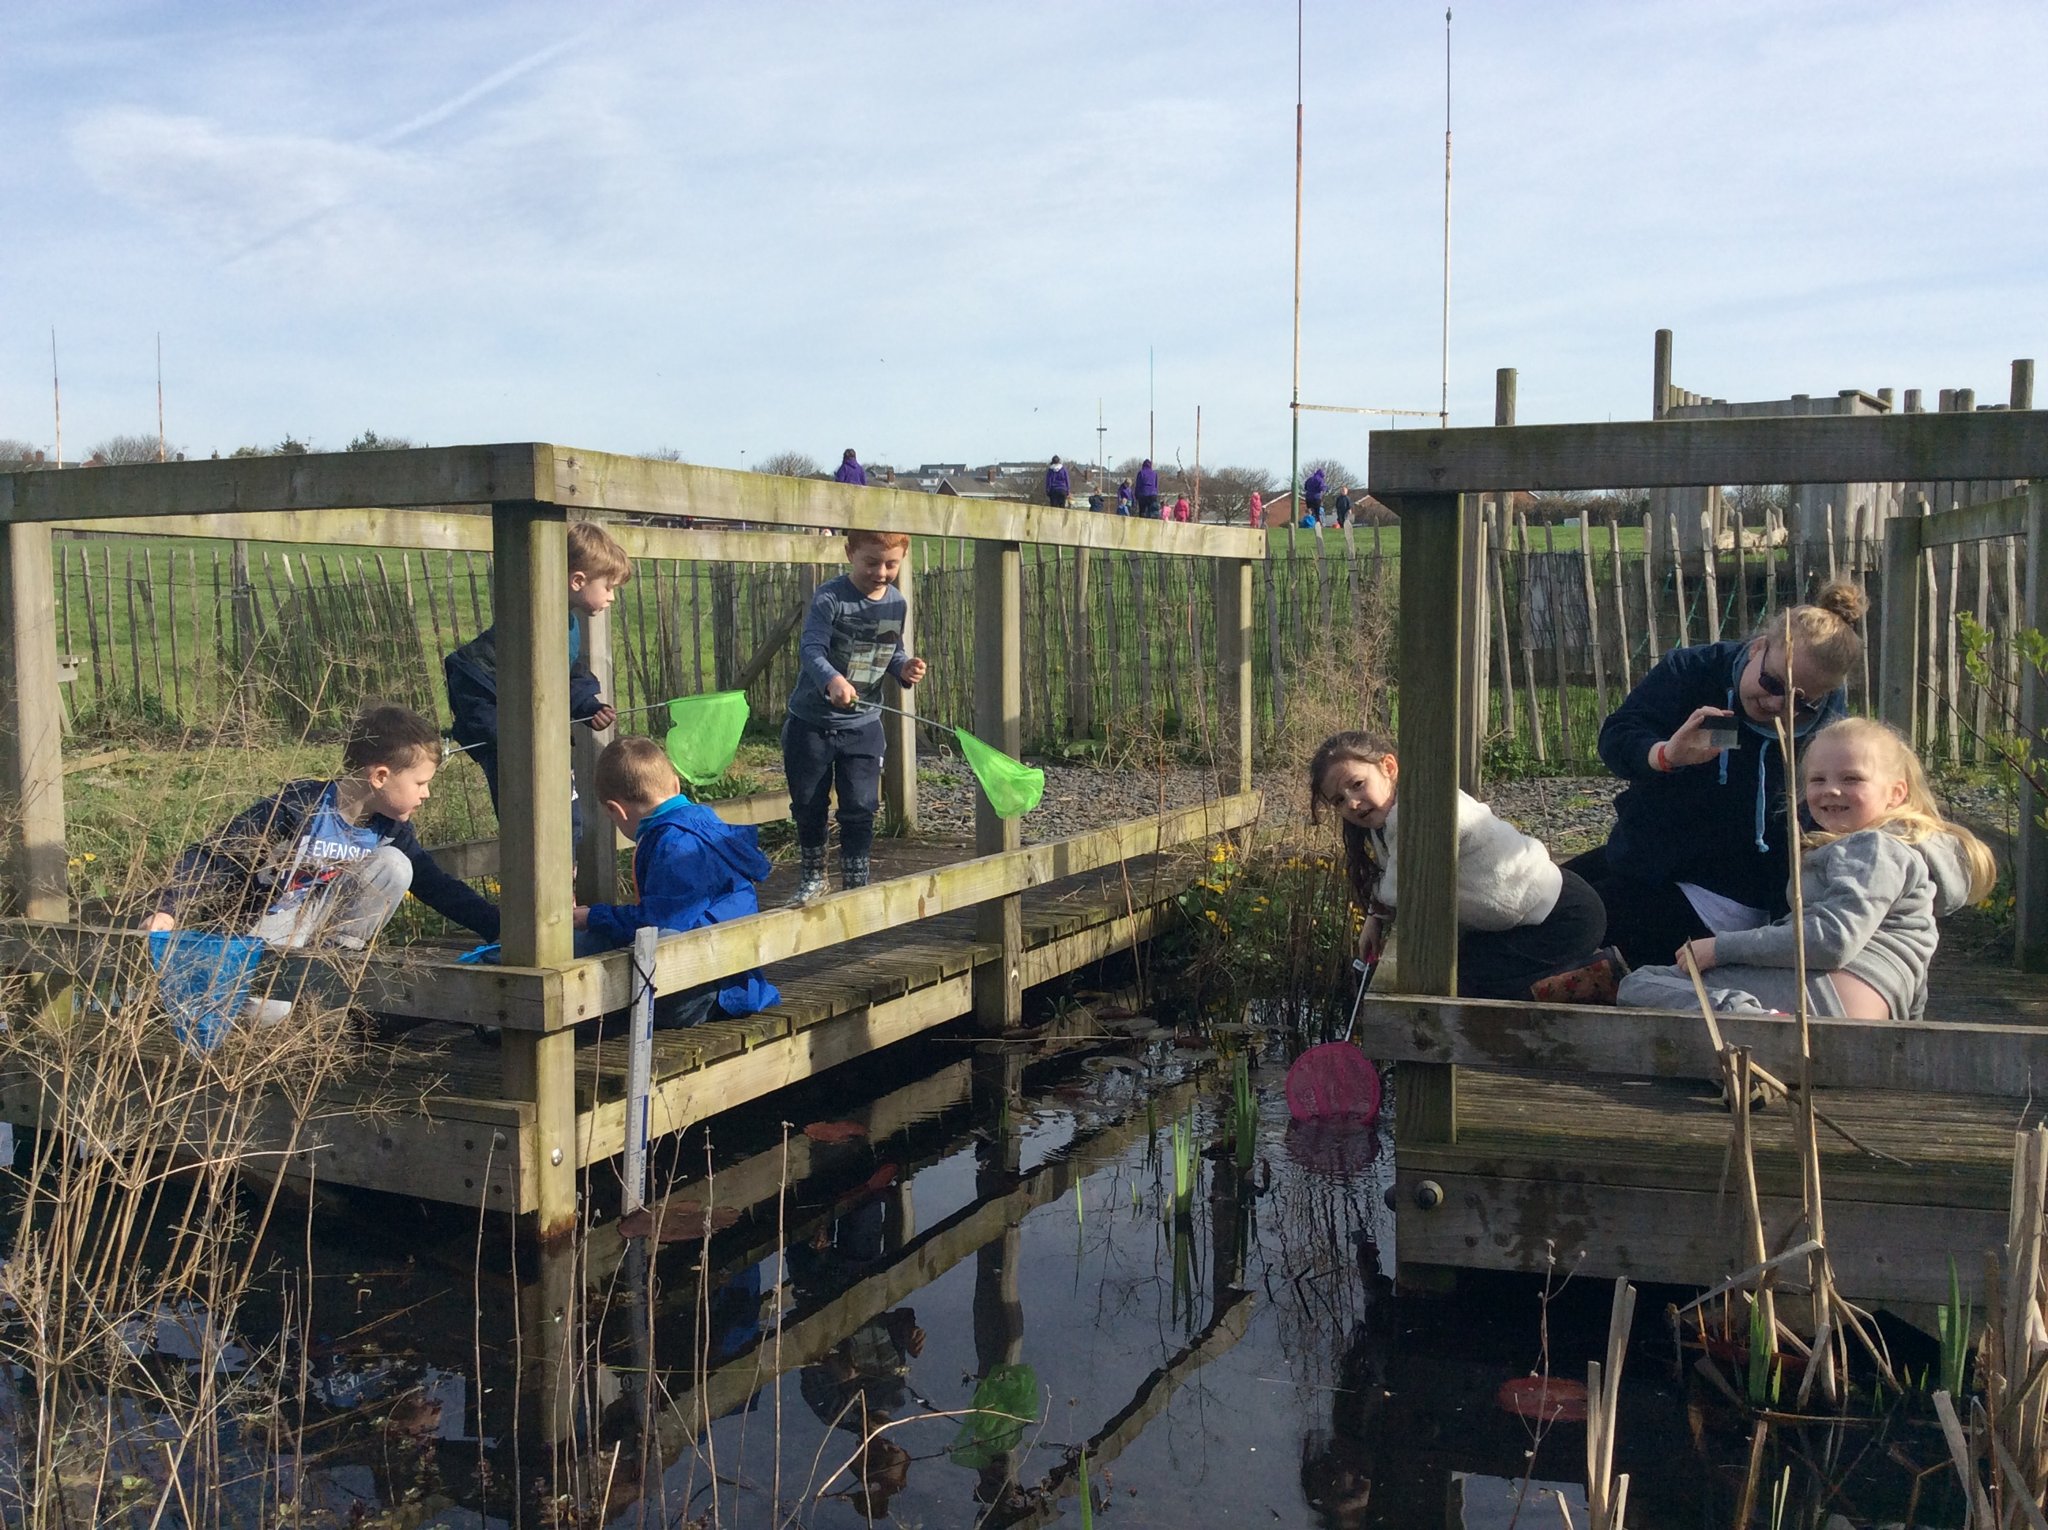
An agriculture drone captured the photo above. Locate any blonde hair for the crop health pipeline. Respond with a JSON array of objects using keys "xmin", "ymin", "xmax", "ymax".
[
  {"xmin": 1307, "ymin": 730, "xmax": 1397, "ymax": 911},
  {"xmin": 594, "ymin": 735, "xmax": 679, "ymax": 807},
  {"xmin": 1757, "ymin": 581, "xmax": 1866, "ymax": 689},
  {"xmin": 1800, "ymin": 717, "xmax": 1996, "ymax": 900},
  {"xmin": 568, "ymin": 521, "xmax": 633, "ymax": 583}
]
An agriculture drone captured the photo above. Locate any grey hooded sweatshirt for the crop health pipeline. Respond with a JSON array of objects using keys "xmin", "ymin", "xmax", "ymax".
[{"xmin": 1618, "ymin": 825, "xmax": 1977, "ymax": 1021}]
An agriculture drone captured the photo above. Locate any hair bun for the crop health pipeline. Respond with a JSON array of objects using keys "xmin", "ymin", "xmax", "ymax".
[{"xmin": 1813, "ymin": 581, "xmax": 1868, "ymax": 625}]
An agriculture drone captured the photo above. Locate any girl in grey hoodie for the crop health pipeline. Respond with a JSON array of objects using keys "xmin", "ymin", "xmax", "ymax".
[{"xmin": 1619, "ymin": 718, "xmax": 1994, "ymax": 1021}]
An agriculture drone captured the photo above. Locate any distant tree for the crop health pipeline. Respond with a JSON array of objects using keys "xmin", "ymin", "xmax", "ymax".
[
  {"xmin": 273, "ymin": 435, "xmax": 311, "ymax": 455},
  {"xmin": 0, "ymin": 438, "xmax": 43, "ymax": 469},
  {"xmin": 1198, "ymin": 465, "xmax": 1277, "ymax": 525},
  {"xmin": 644, "ymin": 447, "xmax": 685, "ymax": 462},
  {"xmin": 347, "ymin": 430, "xmax": 416, "ymax": 451},
  {"xmin": 228, "ymin": 445, "xmax": 267, "ymax": 458},
  {"xmin": 756, "ymin": 451, "xmax": 821, "ymax": 478},
  {"xmin": 1723, "ymin": 483, "xmax": 1789, "ymax": 520},
  {"xmin": 91, "ymin": 433, "xmax": 171, "ymax": 464}
]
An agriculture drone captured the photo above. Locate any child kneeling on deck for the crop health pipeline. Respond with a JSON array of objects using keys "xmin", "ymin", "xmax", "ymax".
[
  {"xmin": 1619, "ymin": 718, "xmax": 1993, "ymax": 1021},
  {"xmin": 146, "ymin": 704, "xmax": 500, "ymax": 1022},
  {"xmin": 1310, "ymin": 730, "xmax": 1615, "ymax": 1001},
  {"xmin": 572, "ymin": 735, "xmax": 779, "ymax": 1026}
]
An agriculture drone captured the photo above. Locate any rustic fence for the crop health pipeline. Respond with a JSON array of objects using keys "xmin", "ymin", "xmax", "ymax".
[{"xmin": 46, "ymin": 496, "xmax": 2030, "ymax": 774}]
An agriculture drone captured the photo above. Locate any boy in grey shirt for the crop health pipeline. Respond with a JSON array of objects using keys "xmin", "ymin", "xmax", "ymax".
[{"xmin": 783, "ymin": 530, "xmax": 929, "ymax": 903}]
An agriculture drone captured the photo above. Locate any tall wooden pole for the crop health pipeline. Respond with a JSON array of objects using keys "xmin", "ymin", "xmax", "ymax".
[
  {"xmin": 972, "ymin": 539, "xmax": 1024, "ymax": 1031},
  {"xmin": 1288, "ymin": 0, "xmax": 1304, "ymax": 523},
  {"xmin": 0, "ymin": 525, "xmax": 68, "ymax": 920},
  {"xmin": 1438, "ymin": 7, "xmax": 1453, "ymax": 428}
]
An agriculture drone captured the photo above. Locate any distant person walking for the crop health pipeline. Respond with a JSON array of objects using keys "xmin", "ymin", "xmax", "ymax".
[
  {"xmin": 1045, "ymin": 455, "xmax": 1070, "ymax": 508},
  {"xmin": 835, "ymin": 449, "xmax": 867, "ymax": 487},
  {"xmin": 1302, "ymin": 467, "xmax": 1327, "ymax": 523},
  {"xmin": 1116, "ymin": 479, "xmax": 1133, "ymax": 516},
  {"xmin": 1248, "ymin": 490, "xmax": 1264, "ymax": 527},
  {"xmin": 1135, "ymin": 459, "xmax": 1161, "ymax": 518},
  {"xmin": 1334, "ymin": 484, "xmax": 1353, "ymax": 528}
]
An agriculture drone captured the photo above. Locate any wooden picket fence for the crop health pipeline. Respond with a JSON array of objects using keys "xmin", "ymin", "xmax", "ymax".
[{"xmin": 49, "ymin": 503, "xmax": 2028, "ymax": 773}]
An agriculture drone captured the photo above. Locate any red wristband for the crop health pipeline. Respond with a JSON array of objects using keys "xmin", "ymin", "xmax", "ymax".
[{"xmin": 1652, "ymin": 741, "xmax": 1672, "ymax": 773}]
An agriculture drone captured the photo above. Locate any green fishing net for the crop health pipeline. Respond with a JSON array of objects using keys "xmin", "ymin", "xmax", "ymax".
[
  {"xmin": 954, "ymin": 727, "xmax": 1044, "ymax": 818},
  {"xmin": 666, "ymin": 691, "xmax": 750, "ymax": 785},
  {"xmin": 947, "ymin": 1363, "xmax": 1040, "ymax": 1469}
]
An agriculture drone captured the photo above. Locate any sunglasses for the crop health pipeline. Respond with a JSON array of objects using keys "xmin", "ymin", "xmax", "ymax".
[{"xmin": 1755, "ymin": 663, "xmax": 1822, "ymax": 717}]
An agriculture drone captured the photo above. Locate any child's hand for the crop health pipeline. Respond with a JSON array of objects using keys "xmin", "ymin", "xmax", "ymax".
[
  {"xmin": 1676, "ymin": 936, "xmax": 1717, "ymax": 973},
  {"xmin": 587, "ymin": 705, "xmax": 617, "ymax": 732},
  {"xmin": 901, "ymin": 657, "xmax": 928, "ymax": 684},
  {"xmin": 1664, "ymin": 707, "xmax": 1738, "ymax": 768},
  {"xmin": 572, "ymin": 906, "xmax": 590, "ymax": 931},
  {"xmin": 144, "ymin": 911, "xmax": 176, "ymax": 934},
  {"xmin": 826, "ymin": 675, "xmax": 859, "ymax": 709},
  {"xmin": 1358, "ymin": 914, "xmax": 1384, "ymax": 963}
]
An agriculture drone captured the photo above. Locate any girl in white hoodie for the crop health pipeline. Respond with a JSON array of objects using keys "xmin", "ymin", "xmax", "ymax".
[{"xmin": 1311, "ymin": 731, "xmax": 1609, "ymax": 1001}]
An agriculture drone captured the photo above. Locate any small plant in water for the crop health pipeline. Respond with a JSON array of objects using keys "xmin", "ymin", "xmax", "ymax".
[
  {"xmin": 1170, "ymin": 1108, "xmax": 1196, "ymax": 1221},
  {"xmin": 1231, "ymin": 1052, "xmax": 1257, "ymax": 1172},
  {"xmin": 1937, "ymin": 1253, "xmax": 1975, "ymax": 1397},
  {"xmin": 1746, "ymin": 1293, "xmax": 1781, "ymax": 1407},
  {"xmin": 1078, "ymin": 1447, "xmax": 1094, "ymax": 1529}
]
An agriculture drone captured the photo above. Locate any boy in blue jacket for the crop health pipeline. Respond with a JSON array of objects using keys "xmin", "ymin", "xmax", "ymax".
[{"xmin": 572, "ymin": 735, "xmax": 779, "ymax": 1022}]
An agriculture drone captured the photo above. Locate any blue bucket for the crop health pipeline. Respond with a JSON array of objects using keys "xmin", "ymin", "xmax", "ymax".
[{"xmin": 148, "ymin": 931, "xmax": 268, "ymax": 1054}]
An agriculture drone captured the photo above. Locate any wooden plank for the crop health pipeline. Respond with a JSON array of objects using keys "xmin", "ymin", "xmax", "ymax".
[
  {"xmin": 5, "ymin": 445, "xmax": 543, "ymax": 523},
  {"xmin": 1392, "ymin": 491, "xmax": 1465, "ymax": 1142},
  {"xmin": 1352, "ymin": 994, "xmax": 2048, "ymax": 1096},
  {"xmin": 571, "ymin": 606, "xmax": 617, "ymax": 905},
  {"xmin": 2017, "ymin": 486, "xmax": 2048, "ymax": 972},
  {"xmin": 544, "ymin": 446, "xmax": 1267, "ymax": 559},
  {"xmin": 1916, "ymin": 491, "xmax": 2030, "ymax": 549},
  {"xmin": 490, "ymin": 500, "xmax": 577, "ymax": 1238},
  {"xmin": 0, "ymin": 526, "xmax": 68, "ymax": 918},
  {"xmin": 563, "ymin": 790, "xmax": 1263, "ymax": 1022},
  {"xmin": 1394, "ymin": 1165, "xmax": 2000, "ymax": 1311},
  {"xmin": 1368, "ymin": 410, "xmax": 2048, "ymax": 496},
  {"xmin": 973, "ymin": 538, "xmax": 1024, "ymax": 1031},
  {"xmin": 1070, "ymin": 547, "xmax": 1095, "ymax": 737},
  {"xmin": 880, "ymin": 554, "xmax": 918, "ymax": 835}
]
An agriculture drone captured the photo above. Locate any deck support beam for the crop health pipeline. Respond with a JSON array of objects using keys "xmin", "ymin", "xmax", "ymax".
[
  {"xmin": 1389, "ymin": 492, "xmax": 1466, "ymax": 1145},
  {"xmin": 2017, "ymin": 486, "xmax": 2048, "ymax": 971},
  {"xmin": 881, "ymin": 555, "xmax": 919, "ymax": 835},
  {"xmin": 973, "ymin": 538, "xmax": 1024, "ymax": 1032},
  {"xmin": 491, "ymin": 500, "xmax": 579, "ymax": 1241},
  {"xmin": 0, "ymin": 525, "xmax": 67, "ymax": 920},
  {"xmin": 1879, "ymin": 512, "xmax": 1924, "ymax": 743},
  {"xmin": 1214, "ymin": 558, "xmax": 1254, "ymax": 794},
  {"xmin": 1070, "ymin": 548, "xmax": 1096, "ymax": 739}
]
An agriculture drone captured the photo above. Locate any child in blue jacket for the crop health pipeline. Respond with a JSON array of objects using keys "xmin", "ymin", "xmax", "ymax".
[{"xmin": 572, "ymin": 735, "xmax": 779, "ymax": 1022}]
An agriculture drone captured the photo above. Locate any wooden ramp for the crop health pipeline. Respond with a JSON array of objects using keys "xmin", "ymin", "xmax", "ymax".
[{"xmin": 1359, "ymin": 975, "xmax": 2048, "ymax": 1317}]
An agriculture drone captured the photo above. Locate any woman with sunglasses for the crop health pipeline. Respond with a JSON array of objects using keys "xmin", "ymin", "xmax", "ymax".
[{"xmin": 1564, "ymin": 581, "xmax": 1867, "ymax": 972}]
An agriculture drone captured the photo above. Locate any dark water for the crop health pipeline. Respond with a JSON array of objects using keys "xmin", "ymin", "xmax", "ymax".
[{"xmin": 33, "ymin": 1016, "xmax": 1973, "ymax": 1527}]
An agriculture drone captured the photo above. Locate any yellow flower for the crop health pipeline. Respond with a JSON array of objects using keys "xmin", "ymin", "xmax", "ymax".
[
  {"xmin": 83, "ymin": 852, "xmax": 96, "ymax": 863},
  {"xmin": 1210, "ymin": 843, "xmax": 1230, "ymax": 863}
]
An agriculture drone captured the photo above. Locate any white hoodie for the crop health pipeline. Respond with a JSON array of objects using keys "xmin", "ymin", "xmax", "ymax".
[{"xmin": 1368, "ymin": 791, "xmax": 1564, "ymax": 931}]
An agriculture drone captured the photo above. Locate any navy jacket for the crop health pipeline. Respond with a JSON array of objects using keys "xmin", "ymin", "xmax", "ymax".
[
  {"xmin": 1598, "ymin": 638, "xmax": 1847, "ymax": 914},
  {"xmin": 158, "ymin": 778, "xmax": 500, "ymax": 939},
  {"xmin": 582, "ymin": 795, "xmax": 779, "ymax": 1017},
  {"xmin": 444, "ymin": 617, "xmax": 605, "ymax": 755}
]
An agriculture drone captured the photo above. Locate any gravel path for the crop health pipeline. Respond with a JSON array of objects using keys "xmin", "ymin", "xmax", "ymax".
[{"xmin": 908, "ymin": 757, "xmax": 2017, "ymax": 861}]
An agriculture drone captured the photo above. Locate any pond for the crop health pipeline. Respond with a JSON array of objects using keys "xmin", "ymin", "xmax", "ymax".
[{"xmin": 1, "ymin": 995, "xmax": 1973, "ymax": 1527}]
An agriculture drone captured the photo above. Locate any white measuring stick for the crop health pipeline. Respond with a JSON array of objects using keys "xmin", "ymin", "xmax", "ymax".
[{"xmin": 622, "ymin": 925, "xmax": 658, "ymax": 1216}]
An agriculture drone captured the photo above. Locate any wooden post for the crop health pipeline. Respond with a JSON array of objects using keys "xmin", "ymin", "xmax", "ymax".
[
  {"xmin": 2013, "ymin": 359, "xmax": 2036, "ymax": 413},
  {"xmin": 491, "ymin": 500, "xmax": 579, "ymax": 1241},
  {"xmin": 1393, "ymin": 491, "xmax": 1465, "ymax": 1144},
  {"xmin": 572, "ymin": 606, "xmax": 617, "ymax": 906},
  {"xmin": 1069, "ymin": 547, "xmax": 1095, "ymax": 739},
  {"xmin": 1214, "ymin": 558, "xmax": 1254, "ymax": 794},
  {"xmin": 1878, "ymin": 511, "xmax": 1923, "ymax": 743},
  {"xmin": 1513, "ymin": 512, "xmax": 1545, "ymax": 762},
  {"xmin": 2016, "ymin": 486, "xmax": 2048, "ymax": 973},
  {"xmin": 1576, "ymin": 514, "xmax": 1610, "ymax": 718},
  {"xmin": 1638, "ymin": 506, "xmax": 1661, "ymax": 662},
  {"xmin": 1263, "ymin": 540, "xmax": 1286, "ymax": 735},
  {"xmin": 881, "ymin": 555, "xmax": 919, "ymax": 836},
  {"xmin": 972, "ymin": 539, "xmax": 1024, "ymax": 1032},
  {"xmin": 0, "ymin": 526, "xmax": 67, "ymax": 920},
  {"xmin": 1667, "ymin": 512, "xmax": 1689, "ymax": 649},
  {"xmin": 1487, "ymin": 504, "xmax": 1518, "ymax": 743}
]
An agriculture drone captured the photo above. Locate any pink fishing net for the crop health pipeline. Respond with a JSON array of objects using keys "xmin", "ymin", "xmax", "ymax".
[{"xmin": 1284, "ymin": 1043, "xmax": 1383, "ymax": 1123}]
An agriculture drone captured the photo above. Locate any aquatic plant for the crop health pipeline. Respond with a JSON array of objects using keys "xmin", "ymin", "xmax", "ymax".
[
  {"xmin": 1078, "ymin": 1447, "xmax": 1094, "ymax": 1529},
  {"xmin": 1170, "ymin": 1108, "xmax": 1196, "ymax": 1221},
  {"xmin": 1231, "ymin": 1051, "xmax": 1257, "ymax": 1172},
  {"xmin": 1937, "ymin": 1254, "xmax": 1975, "ymax": 1399}
]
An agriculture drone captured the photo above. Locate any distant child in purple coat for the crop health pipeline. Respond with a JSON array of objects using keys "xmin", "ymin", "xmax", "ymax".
[
  {"xmin": 1045, "ymin": 456, "xmax": 1070, "ymax": 507},
  {"xmin": 1116, "ymin": 480, "xmax": 1133, "ymax": 515},
  {"xmin": 1135, "ymin": 460, "xmax": 1161, "ymax": 518},
  {"xmin": 1302, "ymin": 467, "xmax": 1327, "ymax": 522},
  {"xmin": 835, "ymin": 449, "xmax": 867, "ymax": 486},
  {"xmin": 573, "ymin": 736, "xmax": 779, "ymax": 1023}
]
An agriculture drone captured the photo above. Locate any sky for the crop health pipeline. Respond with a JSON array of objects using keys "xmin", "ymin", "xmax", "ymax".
[{"xmin": 5, "ymin": 0, "xmax": 2044, "ymax": 480}]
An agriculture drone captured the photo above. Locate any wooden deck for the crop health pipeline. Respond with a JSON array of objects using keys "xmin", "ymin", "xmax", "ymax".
[
  {"xmin": 0, "ymin": 835, "xmax": 1213, "ymax": 1217},
  {"xmin": 1363, "ymin": 964, "xmax": 2048, "ymax": 1318}
]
